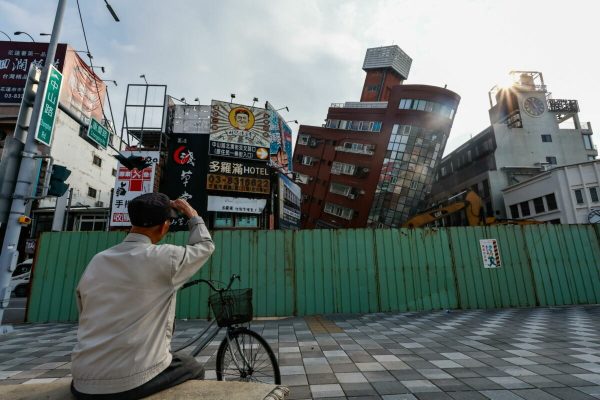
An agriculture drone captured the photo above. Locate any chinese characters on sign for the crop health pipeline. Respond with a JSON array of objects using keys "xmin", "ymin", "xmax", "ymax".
[
  {"xmin": 0, "ymin": 42, "xmax": 67, "ymax": 103},
  {"xmin": 207, "ymin": 196, "xmax": 267, "ymax": 214},
  {"xmin": 87, "ymin": 117, "xmax": 110, "ymax": 148},
  {"xmin": 480, "ymin": 239, "xmax": 501, "ymax": 269},
  {"xmin": 208, "ymin": 159, "xmax": 269, "ymax": 177},
  {"xmin": 110, "ymin": 151, "xmax": 159, "ymax": 227},
  {"xmin": 34, "ymin": 65, "xmax": 62, "ymax": 146},
  {"xmin": 209, "ymin": 101, "xmax": 270, "ymax": 161},
  {"xmin": 161, "ymin": 134, "xmax": 210, "ymax": 230}
]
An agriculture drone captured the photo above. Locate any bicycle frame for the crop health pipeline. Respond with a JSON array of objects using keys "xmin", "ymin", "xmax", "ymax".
[{"xmin": 174, "ymin": 275, "xmax": 255, "ymax": 375}]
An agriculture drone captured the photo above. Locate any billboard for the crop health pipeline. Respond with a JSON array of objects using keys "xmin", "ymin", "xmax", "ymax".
[
  {"xmin": 207, "ymin": 158, "xmax": 270, "ymax": 194},
  {"xmin": 0, "ymin": 41, "xmax": 67, "ymax": 103},
  {"xmin": 278, "ymin": 173, "xmax": 301, "ymax": 229},
  {"xmin": 266, "ymin": 102, "xmax": 293, "ymax": 172},
  {"xmin": 171, "ymin": 105, "xmax": 211, "ymax": 134},
  {"xmin": 209, "ymin": 100, "xmax": 270, "ymax": 161},
  {"xmin": 161, "ymin": 134, "xmax": 210, "ymax": 231},
  {"xmin": 60, "ymin": 50, "xmax": 107, "ymax": 122},
  {"xmin": 110, "ymin": 151, "xmax": 160, "ymax": 227}
]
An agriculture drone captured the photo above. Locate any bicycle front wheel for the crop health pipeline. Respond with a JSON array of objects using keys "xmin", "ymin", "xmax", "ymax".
[{"xmin": 216, "ymin": 327, "xmax": 281, "ymax": 384}]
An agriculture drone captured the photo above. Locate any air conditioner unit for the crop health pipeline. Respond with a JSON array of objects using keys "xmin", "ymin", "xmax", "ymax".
[
  {"xmin": 362, "ymin": 167, "xmax": 370, "ymax": 173},
  {"xmin": 348, "ymin": 194, "xmax": 356, "ymax": 200},
  {"xmin": 309, "ymin": 139, "xmax": 318, "ymax": 148},
  {"xmin": 359, "ymin": 190, "xmax": 366, "ymax": 195},
  {"xmin": 95, "ymin": 201, "xmax": 104, "ymax": 207},
  {"xmin": 308, "ymin": 176, "xmax": 314, "ymax": 182}
]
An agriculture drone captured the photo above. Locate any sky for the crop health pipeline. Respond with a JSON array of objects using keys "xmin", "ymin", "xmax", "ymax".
[{"xmin": 1, "ymin": 0, "xmax": 599, "ymax": 155}]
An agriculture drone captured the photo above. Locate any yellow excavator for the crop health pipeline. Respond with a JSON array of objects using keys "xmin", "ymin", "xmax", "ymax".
[{"xmin": 403, "ymin": 190, "xmax": 543, "ymax": 228}]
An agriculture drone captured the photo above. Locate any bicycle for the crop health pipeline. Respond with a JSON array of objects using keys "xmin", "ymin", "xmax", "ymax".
[{"xmin": 173, "ymin": 274, "xmax": 281, "ymax": 384}]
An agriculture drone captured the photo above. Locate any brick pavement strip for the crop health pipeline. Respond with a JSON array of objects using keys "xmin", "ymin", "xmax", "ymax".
[{"xmin": 1, "ymin": 306, "xmax": 600, "ymax": 399}]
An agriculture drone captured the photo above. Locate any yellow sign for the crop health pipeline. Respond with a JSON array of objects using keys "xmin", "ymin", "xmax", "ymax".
[{"xmin": 207, "ymin": 174, "xmax": 269, "ymax": 194}]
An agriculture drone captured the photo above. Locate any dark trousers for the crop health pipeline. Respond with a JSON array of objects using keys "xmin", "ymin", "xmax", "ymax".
[{"xmin": 71, "ymin": 353, "xmax": 205, "ymax": 400}]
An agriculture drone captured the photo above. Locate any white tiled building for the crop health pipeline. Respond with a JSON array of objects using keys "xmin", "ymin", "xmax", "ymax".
[{"xmin": 502, "ymin": 160, "xmax": 600, "ymax": 224}]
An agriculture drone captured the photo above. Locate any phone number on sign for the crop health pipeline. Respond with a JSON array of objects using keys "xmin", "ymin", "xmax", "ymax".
[{"xmin": 207, "ymin": 174, "xmax": 269, "ymax": 194}]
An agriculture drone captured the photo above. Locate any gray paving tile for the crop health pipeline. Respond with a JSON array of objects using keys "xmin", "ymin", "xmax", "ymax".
[{"xmin": 340, "ymin": 382, "xmax": 377, "ymax": 396}]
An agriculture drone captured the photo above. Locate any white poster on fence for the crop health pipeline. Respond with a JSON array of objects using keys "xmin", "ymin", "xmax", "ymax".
[
  {"xmin": 110, "ymin": 151, "xmax": 160, "ymax": 227},
  {"xmin": 480, "ymin": 239, "xmax": 501, "ymax": 268}
]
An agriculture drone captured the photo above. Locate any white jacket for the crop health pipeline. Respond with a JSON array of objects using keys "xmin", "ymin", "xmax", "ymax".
[{"xmin": 71, "ymin": 217, "xmax": 215, "ymax": 394}]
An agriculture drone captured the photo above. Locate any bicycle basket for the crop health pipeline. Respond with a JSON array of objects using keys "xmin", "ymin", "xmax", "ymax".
[{"xmin": 209, "ymin": 288, "xmax": 253, "ymax": 327}]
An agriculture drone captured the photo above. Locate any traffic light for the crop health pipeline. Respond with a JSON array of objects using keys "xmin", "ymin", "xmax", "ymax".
[
  {"xmin": 114, "ymin": 154, "xmax": 151, "ymax": 170},
  {"xmin": 48, "ymin": 164, "xmax": 71, "ymax": 197}
]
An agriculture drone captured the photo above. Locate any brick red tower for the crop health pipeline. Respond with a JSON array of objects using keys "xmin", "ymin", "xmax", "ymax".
[{"xmin": 359, "ymin": 46, "xmax": 412, "ymax": 102}]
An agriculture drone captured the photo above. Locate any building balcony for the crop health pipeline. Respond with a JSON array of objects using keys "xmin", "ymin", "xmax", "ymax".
[{"xmin": 335, "ymin": 145, "xmax": 374, "ymax": 155}]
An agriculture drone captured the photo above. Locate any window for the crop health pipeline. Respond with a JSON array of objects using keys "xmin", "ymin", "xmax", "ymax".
[
  {"xmin": 92, "ymin": 155, "xmax": 102, "ymax": 167},
  {"xmin": 533, "ymin": 197, "xmax": 545, "ymax": 214},
  {"xmin": 583, "ymin": 134, "xmax": 594, "ymax": 150},
  {"xmin": 574, "ymin": 189, "xmax": 584, "ymax": 205},
  {"xmin": 326, "ymin": 119, "xmax": 340, "ymax": 129},
  {"xmin": 301, "ymin": 156, "xmax": 315, "ymax": 166},
  {"xmin": 214, "ymin": 212, "xmax": 234, "ymax": 228},
  {"xmin": 590, "ymin": 187, "xmax": 599, "ymax": 202},
  {"xmin": 520, "ymin": 201, "xmax": 530, "ymax": 217},
  {"xmin": 111, "ymin": 168, "xmax": 117, "ymax": 177},
  {"xmin": 546, "ymin": 193, "xmax": 558, "ymax": 210},
  {"xmin": 510, "ymin": 204, "xmax": 520, "ymax": 219},
  {"xmin": 236, "ymin": 215, "xmax": 258, "ymax": 228},
  {"xmin": 546, "ymin": 156, "xmax": 557, "ymax": 165},
  {"xmin": 588, "ymin": 155, "xmax": 597, "ymax": 161},
  {"xmin": 331, "ymin": 161, "xmax": 356, "ymax": 175},
  {"xmin": 323, "ymin": 202, "xmax": 354, "ymax": 220},
  {"xmin": 372, "ymin": 121, "xmax": 382, "ymax": 132},
  {"xmin": 330, "ymin": 182, "xmax": 352, "ymax": 196},
  {"xmin": 88, "ymin": 187, "xmax": 97, "ymax": 199},
  {"xmin": 541, "ymin": 134, "xmax": 552, "ymax": 142},
  {"xmin": 298, "ymin": 134, "xmax": 310, "ymax": 145}
]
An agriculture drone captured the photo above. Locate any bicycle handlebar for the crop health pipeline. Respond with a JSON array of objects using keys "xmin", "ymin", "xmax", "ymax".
[{"xmin": 181, "ymin": 274, "xmax": 240, "ymax": 292}]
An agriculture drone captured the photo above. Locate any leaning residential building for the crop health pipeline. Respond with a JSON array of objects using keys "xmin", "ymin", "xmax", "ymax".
[
  {"xmin": 430, "ymin": 71, "xmax": 597, "ymax": 221},
  {"xmin": 292, "ymin": 45, "xmax": 460, "ymax": 228}
]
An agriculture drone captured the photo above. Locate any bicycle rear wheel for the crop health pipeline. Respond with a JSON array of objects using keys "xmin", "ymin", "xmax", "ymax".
[{"xmin": 216, "ymin": 327, "xmax": 281, "ymax": 384}]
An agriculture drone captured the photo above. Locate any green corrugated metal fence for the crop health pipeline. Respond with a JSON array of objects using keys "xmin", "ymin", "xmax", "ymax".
[{"xmin": 27, "ymin": 225, "xmax": 600, "ymax": 323}]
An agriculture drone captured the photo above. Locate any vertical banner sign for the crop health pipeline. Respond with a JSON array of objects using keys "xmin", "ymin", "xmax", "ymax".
[
  {"xmin": 278, "ymin": 173, "xmax": 301, "ymax": 229},
  {"xmin": 266, "ymin": 102, "xmax": 294, "ymax": 172},
  {"xmin": 34, "ymin": 65, "xmax": 63, "ymax": 146},
  {"xmin": 161, "ymin": 134, "xmax": 209, "ymax": 231},
  {"xmin": 110, "ymin": 151, "xmax": 159, "ymax": 227},
  {"xmin": 480, "ymin": 239, "xmax": 501, "ymax": 268}
]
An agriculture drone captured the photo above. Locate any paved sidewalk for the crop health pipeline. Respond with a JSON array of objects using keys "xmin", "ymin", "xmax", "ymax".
[{"xmin": 1, "ymin": 306, "xmax": 600, "ymax": 399}]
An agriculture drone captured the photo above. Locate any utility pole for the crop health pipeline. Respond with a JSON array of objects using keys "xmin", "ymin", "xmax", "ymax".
[{"xmin": 0, "ymin": 0, "xmax": 67, "ymax": 331}]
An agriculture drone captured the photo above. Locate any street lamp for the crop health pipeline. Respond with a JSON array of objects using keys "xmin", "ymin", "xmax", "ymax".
[
  {"xmin": 139, "ymin": 74, "xmax": 148, "ymax": 84},
  {"xmin": 286, "ymin": 120, "xmax": 299, "ymax": 124},
  {"xmin": 194, "ymin": 97, "xmax": 200, "ymax": 106},
  {"xmin": 102, "ymin": 80, "xmax": 117, "ymax": 86},
  {"xmin": 91, "ymin": 66, "xmax": 106, "ymax": 73},
  {"xmin": 0, "ymin": 31, "xmax": 11, "ymax": 41},
  {"xmin": 230, "ymin": 93, "xmax": 236, "ymax": 103},
  {"xmin": 104, "ymin": 0, "xmax": 120, "ymax": 22},
  {"xmin": 252, "ymin": 97, "xmax": 259, "ymax": 107},
  {"xmin": 14, "ymin": 31, "xmax": 35, "ymax": 42},
  {"xmin": 39, "ymin": 33, "xmax": 51, "ymax": 37},
  {"xmin": 276, "ymin": 106, "xmax": 289, "ymax": 112}
]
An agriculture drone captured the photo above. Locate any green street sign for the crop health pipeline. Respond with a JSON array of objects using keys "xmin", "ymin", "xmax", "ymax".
[
  {"xmin": 88, "ymin": 118, "xmax": 111, "ymax": 149},
  {"xmin": 34, "ymin": 65, "xmax": 63, "ymax": 146}
]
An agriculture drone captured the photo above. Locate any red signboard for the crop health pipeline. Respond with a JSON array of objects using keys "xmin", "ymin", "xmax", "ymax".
[{"xmin": 0, "ymin": 41, "xmax": 67, "ymax": 103}]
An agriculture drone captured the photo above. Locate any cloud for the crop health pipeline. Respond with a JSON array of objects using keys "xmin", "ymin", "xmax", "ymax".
[{"xmin": 1, "ymin": 0, "xmax": 599, "ymax": 155}]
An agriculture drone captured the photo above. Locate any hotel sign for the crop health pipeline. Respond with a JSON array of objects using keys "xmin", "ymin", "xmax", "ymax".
[{"xmin": 207, "ymin": 175, "xmax": 270, "ymax": 194}]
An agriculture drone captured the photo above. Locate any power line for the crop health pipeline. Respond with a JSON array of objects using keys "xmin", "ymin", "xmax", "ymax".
[{"xmin": 74, "ymin": 0, "xmax": 117, "ymax": 137}]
